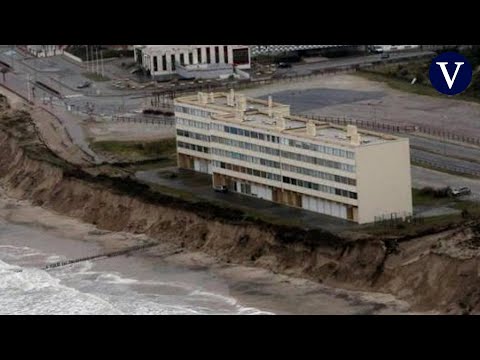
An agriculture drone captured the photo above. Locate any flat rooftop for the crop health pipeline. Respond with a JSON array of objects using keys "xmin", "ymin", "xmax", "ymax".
[
  {"xmin": 175, "ymin": 92, "xmax": 402, "ymax": 147},
  {"xmin": 138, "ymin": 45, "xmax": 249, "ymax": 55}
]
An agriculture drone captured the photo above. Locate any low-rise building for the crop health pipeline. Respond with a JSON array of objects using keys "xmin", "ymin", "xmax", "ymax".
[
  {"xmin": 134, "ymin": 45, "xmax": 251, "ymax": 80},
  {"xmin": 24, "ymin": 45, "xmax": 67, "ymax": 57},
  {"xmin": 174, "ymin": 91, "xmax": 413, "ymax": 224}
]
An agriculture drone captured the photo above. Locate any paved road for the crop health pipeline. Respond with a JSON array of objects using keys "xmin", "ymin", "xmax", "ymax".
[
  {"xmin": 408, "ymin": 134, "xmax": 480, "ymax": 163},
  {"xmin": 411, "ymin": 148, "xmax": 480, "ymax": 176},
  {"xmin": 275, "ymin": 51, "xmax": 434, "ymax": 77}
]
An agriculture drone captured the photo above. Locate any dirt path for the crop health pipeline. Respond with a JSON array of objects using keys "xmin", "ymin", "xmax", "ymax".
[{"xmin": 1, "ymin": 85, "xmax": 93, "ymax": 166}]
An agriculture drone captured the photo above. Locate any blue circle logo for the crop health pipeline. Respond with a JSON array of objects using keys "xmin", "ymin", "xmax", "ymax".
[{"xmin": 429, "ymin": 52, "xmax": 472, "ymax": 95}]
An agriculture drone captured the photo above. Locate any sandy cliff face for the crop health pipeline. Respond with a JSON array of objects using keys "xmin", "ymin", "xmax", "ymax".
[{"xmin": 1, "ymin": 101, "xmax": 480, "ymax": 314}]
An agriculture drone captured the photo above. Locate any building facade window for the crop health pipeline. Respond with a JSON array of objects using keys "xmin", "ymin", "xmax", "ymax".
[
  {"xmin": 162, "ymin": 55, "xmax": 167, "ymax": 71},
  {"xmin": 177, "ymin": 141, "xmax": 209, "ymax": 154},
  {"xmin": 177, "ymin": 129, "xmax": 210, "ymax": 142},
  {"xmin": 211, "ymin": 160, "xmax": 357, "ymax": 200},
  {"xmin": 153, "ymin": 56, "xmax": 158, "ymax": 72},
  {"xmin": 197, "ymin": 48, "xmax": 202, "ymax": 63},
  {"xmin": 232, "ymin": 48, "xmax": 249, "ymax": 65},
  {"xmin": 224, "ymin": 46, "xmax": 229, "ymax": 63},
  {"xmin": 206, "ymin": 47, "xmax": 211, "ymax": 63},
  {"xmin": 214, "ymin": 123, "xmax": 354, "ymax": 161}
]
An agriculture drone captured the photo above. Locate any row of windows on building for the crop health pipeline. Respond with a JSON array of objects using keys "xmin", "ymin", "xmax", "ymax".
[
  {"xmin": 176, "ymin": 117, "xmax": 211, "ymax": 130},
  {"xmin": 177, "ymin": 129, "xmax": 210, "ymax": 142},
  {"xmin": 211, "ymin": 135, "xmax": 280, "ymax": 156},
  {"xmin": 211, "ymin": 148, "xmax": 281, "ymax": 169},
  {"xmin": 281, "ymin": 164, "xmax": 356, "ymax": 186},
  {"xmin": 177, "ymin": 141, "xmax": 209, "ymax": 154},
  {"xmin": 177, "ymin": 116, "xmax": 355, "ymax": 159},
  {"xmin": 153, "ymin": 46, "xmax": 230, "ymax": 72},
  {"xmin": 211, "ymin": 146, "xmax": 356, "ymax": 187},
  {"xmin": 283, "ymin": 138, "xmax": 354, "ymax": 159},
  {"xmin": 213, "ymin": 160, "xmax": 281, "ymax": 181},
  {"xmin": 212, "ymin": 123, "xmax": 355, "ymax": 159},
  {"xmin": 211, "ymin": 123, "xmax": 282, "ymax": 144},
  {"xmin": 282, "ymin": 176, "xmax": 358, "ymax": 199},
  {"xmin": 176, "ymin": 107, "xmax": 215, "ymax": 120},
  {"xmin": 212, "ymin": 160, "xmax": 357, "ymax": 200},
  {"xmin": 281, "ymin": 150, "xmax": 355, "ymax": 173},
  {"xmin": 210, "ymin": 135, "xmax": 356, "ymax": 173}
]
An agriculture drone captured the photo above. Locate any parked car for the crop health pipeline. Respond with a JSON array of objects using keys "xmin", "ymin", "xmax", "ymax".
[
  {"xmin": 77, "ymin": 81, "xmax": 91, "ymax": 89},
  {"xmin": 213, "ymin": 185, "xmax": 228, "ymax": 193},
  {"xmin": 449, "ymin": 187, "xmax": 471, "ymax": 197},
  {"xmin": 278, "ymin": 62, "xmax": 292, "ymax": 69}
]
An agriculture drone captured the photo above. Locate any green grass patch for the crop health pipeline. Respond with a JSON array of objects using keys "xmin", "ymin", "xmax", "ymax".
[
  {"xmin": 82, "ymin": 72, "xmax": 111, "ymax": 82},
  {"xmin": 412, "ymin": 187, "xmax": 452, "ymax": 207},
  {"xmin": 91, "ymin": 139, "xmax": 177, "ymax": 162}
]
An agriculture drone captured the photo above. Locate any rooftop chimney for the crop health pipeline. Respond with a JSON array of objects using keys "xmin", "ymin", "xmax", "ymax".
[
  {"xmin": 350, "ymin": 133, "xmax": 362, "ymax": 145},
  {"xmin": 347, "ymin": 125, "xmax": 358, "ymax": 137},
  {"xmin": 236, "ymin": 94, "xmax": 247, "ymax": 112},
  {"xmin": 227, "ymin": 89, "xmax": 235, "ymax": 106},
  {"xmin": 268, "ymin": 96, "xmax": 273, "ymax": 117},
  {"xmin": 306, "ymin": 121, "xmax": 317, "ymax": 137},
  {"xmin": 235, "ymin": 109, "xmax": 245, "ymax": 122},
  {"xmin": 201, "ymin": 93, "xmax": 208, "ymax": 105},
  {"xmin": 227, "ymin": 89, "xmax": 236, "ymax": 107},
  {"xmin": 276, "ymin": 114, "xmax": 286, "ymax": 131}
]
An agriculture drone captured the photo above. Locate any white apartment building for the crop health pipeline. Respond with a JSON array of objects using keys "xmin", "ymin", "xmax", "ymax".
[
  {"xmin": 174, "ymin": 91, "xmax": 413, "ymax": 224},
  {"xmin": 25, "ymin": 45, "xmax": 66, "ymax": 57},
  {"xmin": 133, "ymin": 45, "xmax": 251, "ymax": 79}
]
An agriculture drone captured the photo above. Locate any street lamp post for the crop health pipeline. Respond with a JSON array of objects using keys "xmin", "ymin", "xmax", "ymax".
[
  {"xmin": 442, "ymin": 115, "xmax": 448, "ymax": 156},
  {"xmin": 10, "ymin": 45, "xmax": 15, "ymax": 69},
  {"xmin": 86, "ymin": 45, "xmax": 89, "ymax": 73},
  {"xmin": 26, "ymin": 74, "xmax": 31, "ymax": 102}
]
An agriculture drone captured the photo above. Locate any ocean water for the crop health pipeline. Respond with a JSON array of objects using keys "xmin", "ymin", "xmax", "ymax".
[
  {"xmin": 0, "ymin": 208, "xmax": 277, "ymax": 315},
  {"xmin": 0, "ymin": 242, "xmax": 273, "ymax": 315},
  {"xmin": 0, "ymin": 205, "xmax": 410, "ymax": 315}
]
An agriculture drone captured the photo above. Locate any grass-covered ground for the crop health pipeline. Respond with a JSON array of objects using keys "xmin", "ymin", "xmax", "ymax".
[{"xmin": 91, "ymin": 138, "xmax": 177, "ymax": 165}]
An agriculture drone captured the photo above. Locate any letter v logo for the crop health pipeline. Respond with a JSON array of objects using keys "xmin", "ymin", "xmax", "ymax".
[
  {"xmin": 430, "ymin": 52, "xmax": 472, "ymax": 96},
  {"xmin": 436, "ymin": 62, "xmax": 464, "ymax": 89}
]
